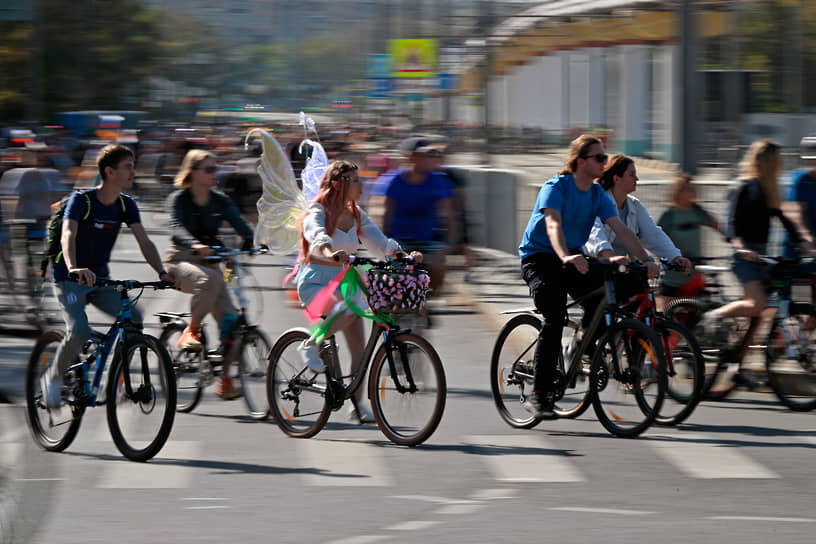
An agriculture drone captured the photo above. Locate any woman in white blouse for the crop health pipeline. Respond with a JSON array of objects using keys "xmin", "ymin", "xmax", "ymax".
[
  {"xmin": 585, "ymin": 154, "xmax": 692, "ymax": 276},
  {"xmin": 296, "ymin": 160, "xmax": 404, "ymax": 423}
]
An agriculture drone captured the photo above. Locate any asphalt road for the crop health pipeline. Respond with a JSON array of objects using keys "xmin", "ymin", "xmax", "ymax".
[{"xmin": 1, "ymin": 208, "xmax": 814, "ymax": 544}]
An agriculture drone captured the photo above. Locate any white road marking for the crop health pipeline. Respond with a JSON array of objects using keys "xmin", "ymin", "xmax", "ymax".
[
  {"xmin": 97, "ymin": 441, "xmax": 199, "ymax": 488},
  {"xmin": 435, "ymin": 503, "xmax": 486, "ymax": 515},
  {"xmin": 470, "ymin": 488, "xmax": 517, "ymax": 501},
  {"xmin": 648, "ymin": 433, "xmax": 779, "ymax": 479},
  {"xmin": 465, "ymin": 435, "xmax": 584, "ymax": 482},
  {"xmin": 328, "ymin": 536, "xmax": 391, "ymax": 544},
  {"xmin": 550, "ymin": 506, "xmax": 657, "ymax": 515},
  {"xmin": 706, "ymin": 516, "xmax": 815, "ymax": 523},
  {"xmin": 300, "ymin": 440, "xmax": 393, "ymax": 487},
  {"xmin": 385, "ymin": 520, "xmax": 444, "ymax": 531}
]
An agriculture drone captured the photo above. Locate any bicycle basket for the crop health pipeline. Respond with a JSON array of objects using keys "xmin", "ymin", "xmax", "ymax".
[{"xmin": 367, "ymin": 262, "xmax": 431, "ymax": 315}]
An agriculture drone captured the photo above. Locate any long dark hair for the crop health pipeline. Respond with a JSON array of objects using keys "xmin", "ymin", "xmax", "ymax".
[{"xmin": 598, "ymin": 154, "xmax": 634, "ymax": 191}]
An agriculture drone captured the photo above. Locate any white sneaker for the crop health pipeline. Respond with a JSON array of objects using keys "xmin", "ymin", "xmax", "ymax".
[
  {"xmin": 348, "ymin": 402, "xmax": 375, "ymax": 425},
  {"xmin": 40, "ymin": 373, "xmax": 62, "ymax": 410},
  {"xmin": 297, "ymin": 342, "xmax": 325, "ymax": 373}
]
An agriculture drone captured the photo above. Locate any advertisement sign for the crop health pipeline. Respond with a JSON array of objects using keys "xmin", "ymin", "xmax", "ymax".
[{"xmin": 389, "ymin": 39, "xmax": 438, "ymax": 78}]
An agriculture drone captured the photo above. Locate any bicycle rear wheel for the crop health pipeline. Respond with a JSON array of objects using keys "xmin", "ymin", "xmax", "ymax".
[
  {"xmin": 765, "ymin": 304, "xmax": 816, "ymax": 411},
  {"xmin": 267, "ymin": 329, "xmax": 330, "ymax": 438},
  {"xmin": 106, "ymin": 335, "xmax": 176, "ymax": 462},
  {"xmin": 159, "ymin": 322, "xmax": 204, "ymax": 413},
  {"xmin": 654, "ymin": 319, "xmax": 704, "ymax": 426},
  {"xmin": 591, "ymin": 318, "xmax": 667, "ymax": 438},
  {"xmin": 25, "ymin": 329, "xmax": 84, "ymax": 452},
  {"xmin": 369, "ymin": 332, "xmax": 446, "ymax": 446},
  {"xmin": 238, "ymin": 326, "xmax": 272, "ymax": 420},
  {"xmin": 489, "ymin": 314, "xmax": 545, "ymax": 428}
]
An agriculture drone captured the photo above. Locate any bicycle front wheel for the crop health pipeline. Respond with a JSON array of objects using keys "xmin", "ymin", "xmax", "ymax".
[
  {"xmin": 765, "ymin": 304, "xmax": 816, "ymax": 411},
  {"xmin": 25, "ymin": 329, "xmax": 84, "ymax": 452},
  {"xmin": 267, "ymin": 329, "xmax": 330, "ymax": 438},
  {"xmin": 159, "ymin": 322, "xmax": 204, "ymax": 413},
  {"xmin": 654, "ymin": 319, "xmax": 704, "ymax": 426},
  {"xmin": 591, "ymin": 318, "xmax": 667, "ymax": 438},
  {"xmin": 106, "ymin": 335, "xmax": 176, "ymax": 462},
  {"xmin": 490, "ymin": 314, "xmax": 545, "ymax": 428},
  {"xmin": 369, "ymin": 332, "xmax": 446, "ymax": 446},
  {"xmin": 238, "ymin": 327, "xmax": 273, "ymax": 420}
]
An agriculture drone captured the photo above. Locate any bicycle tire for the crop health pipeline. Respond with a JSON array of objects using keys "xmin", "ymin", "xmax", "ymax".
[
  {"xmin": 489, "ymin": 314, "xmax": 545, "ymax": 428},
  {"xmin": 664, "ymin": 298, "xmax": 732, "ymax": 399},
  {"xmin": 765, "ymin": 303, "xmax": 816, "ymax": 411},
  {"xmin": 369, "ymin": 331, "xmax": 446, "ymax": 446},
  {"xmin": 106, "ymin": 334, "xmax": 176, "ymax": 462},
  {"xmin": 238, "ymin": 326, "xmax": 272, "ymax": 420},
  {"xmin": 159, "ymin": 322, "xmax": 204, "ymax": 413},
  {"xmin": 591, "ymin": 318, "xmax": 667, "ymax": 438},
  {"xmin": 24, "ymin": 329, "xmax": 84, "ymax": 452},
  {"xmin": 267, "ymin": 328, "xmax": 331, "ymax": 439},
  {"xmin": 653, "ymin": 318, "xmax": 704, "ymax": 426}
]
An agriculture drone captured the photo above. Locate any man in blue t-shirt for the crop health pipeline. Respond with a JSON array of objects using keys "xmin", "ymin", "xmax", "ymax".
[
  {"xmin": 43, "ymin": 144, "xmax": 174, "ymax": 411},
  {"xmin": 783, "ymin": 136, "xmax": 816, "ymax": 258},
  {"xmin": 519, "ymin": 135, "xmax": 659, "ymax": 416},
  {"xmin": 381, "ymin": 136, "xmax": 456, "ymax": 292}
]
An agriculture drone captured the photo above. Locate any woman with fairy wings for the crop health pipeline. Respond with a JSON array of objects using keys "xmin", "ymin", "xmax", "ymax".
[{"xmin": 250, "ymin": 127, "xmax": 412, "ymax": 424}]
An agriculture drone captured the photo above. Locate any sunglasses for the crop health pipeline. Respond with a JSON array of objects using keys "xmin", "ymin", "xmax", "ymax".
[
  {"xmin": 582, "ymin": 153, "xmax": 608, "ymax": 164},
  {"xmin": 197, "ymin": 165, "xmax": 217, "ymax": 174}
]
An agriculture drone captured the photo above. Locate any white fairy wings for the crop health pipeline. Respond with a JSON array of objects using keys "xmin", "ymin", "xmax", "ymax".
[
  {"xmin": 246, "ymin": 128, "xmax": 307, "ymax": 254},
  {"xmin": 246, "ymin": 116, "xmax": 329, "ymax": 254}
]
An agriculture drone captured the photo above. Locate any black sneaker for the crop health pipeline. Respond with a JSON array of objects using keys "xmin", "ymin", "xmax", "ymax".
[{"xmin": 522, "ymin": 392, "xmax": 555, "ymax": 418}]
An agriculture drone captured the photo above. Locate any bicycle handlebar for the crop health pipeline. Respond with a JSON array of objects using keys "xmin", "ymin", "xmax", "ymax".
[
  {"xmin": 66, "ymin": 275, "xmax": 175, "ymax": 290},
  {"xmin": 202, "ymin": 246, "xmax": 269, "ymax": 262}
]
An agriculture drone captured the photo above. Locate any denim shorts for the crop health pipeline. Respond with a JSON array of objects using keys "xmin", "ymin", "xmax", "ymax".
[{"xmin": 732, "ymin": 253, "xmax": 766, "ymax": 284}]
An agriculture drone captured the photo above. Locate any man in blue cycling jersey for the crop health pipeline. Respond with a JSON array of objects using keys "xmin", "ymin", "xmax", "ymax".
[
  {"xmin": 42, "ymin": 144, "xmax": 173, "ymax": 411},
  {"xmin": 520, "ymin": 135, "xmax": 659, "ymax": 417}
]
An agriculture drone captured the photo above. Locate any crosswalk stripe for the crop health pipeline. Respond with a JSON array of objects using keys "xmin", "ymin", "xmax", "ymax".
[
  {"xmin": 96, "ymin": 441, "xmax": 199, "ymax": 488},
  {"xmin": 648, "ymin": 433, "xmax": 778, "ymax": 479},
  {"xmin": 464, "ymin": 435, "xmax": 584, "ymax": 483},
  {"xmin": 299, "ymin": 440, "xmax": 393, "ymax": 487}
]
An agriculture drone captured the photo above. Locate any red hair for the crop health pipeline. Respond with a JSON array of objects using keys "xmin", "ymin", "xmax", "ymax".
[{"xmin": 299, "ymin": 160, "xmax": 362, "ymax": 262}]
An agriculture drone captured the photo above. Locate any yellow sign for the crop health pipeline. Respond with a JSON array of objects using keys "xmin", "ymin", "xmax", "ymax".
[{"xmin": 389, "ymin": 39, "xmax": 438, "ymax": 78}]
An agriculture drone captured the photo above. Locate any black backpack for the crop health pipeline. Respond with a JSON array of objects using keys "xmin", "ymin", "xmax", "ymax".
[{"xmin": 40, "ymin": 190, "xmax": 125, "ymax": 276}]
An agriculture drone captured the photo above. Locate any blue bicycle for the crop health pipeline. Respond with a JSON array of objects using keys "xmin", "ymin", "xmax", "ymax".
[{"xmin": 25, "ymin": 278, "xmax": 176, "ymax": 462}]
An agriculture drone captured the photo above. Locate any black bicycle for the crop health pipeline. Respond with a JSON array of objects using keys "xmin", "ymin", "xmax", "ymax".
[
  {"xmin": 25, "ymin": 278, "xmax": 176, "ymax": 462},
  {"xmin": 157, "ymin": 246, "xmax": 272, "ymax": 419},
  {"xmin": 490, "ymin": 260, "xmax": 669, "ymax": 438},
  {"xmin": 666, "ymin": 255, "xmax": 816, "ymax": 410},
  {"xmin": 267, "ymin": 255, "xmax": 446, "ymax": 446}
]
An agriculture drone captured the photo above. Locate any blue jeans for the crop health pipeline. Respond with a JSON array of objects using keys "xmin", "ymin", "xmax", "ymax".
[{"xmin": 50, "ymin": 280, "xmax": 142, "ymax": 379}]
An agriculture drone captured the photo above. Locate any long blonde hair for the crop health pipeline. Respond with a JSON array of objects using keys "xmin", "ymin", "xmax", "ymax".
[
  {"xmin": 174, "ymin": 149, "xmax": 216, "ymax": 189},
  {"xmin": 739, "ymin": 140, "xmax": 782, "ymax": 208}
]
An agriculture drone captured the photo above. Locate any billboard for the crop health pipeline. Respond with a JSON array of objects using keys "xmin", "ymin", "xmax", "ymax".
[{"xmin": 389, "ymin": 39, "xmax": 438, "ymax": 78}]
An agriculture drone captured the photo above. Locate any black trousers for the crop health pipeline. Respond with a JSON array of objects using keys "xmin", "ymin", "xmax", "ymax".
[{"xmin": 521, "ymin": 252, "xmax": 605, "ymax": 395}]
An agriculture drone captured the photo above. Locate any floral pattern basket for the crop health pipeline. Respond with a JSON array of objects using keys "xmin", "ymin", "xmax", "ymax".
[{"xmin": 367, "ymin": 261, "xmax": 431, "ymax": 315}]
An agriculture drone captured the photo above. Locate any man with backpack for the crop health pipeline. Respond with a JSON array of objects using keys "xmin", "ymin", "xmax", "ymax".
[{"xmin": 42, "ymin": 144, "xmax": 173, "ymax": 410}]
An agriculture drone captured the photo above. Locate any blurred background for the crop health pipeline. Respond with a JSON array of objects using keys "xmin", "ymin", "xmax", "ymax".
[{"xmin": 1, "ymin": 0, "xmax": 816, "ymax": 329}]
